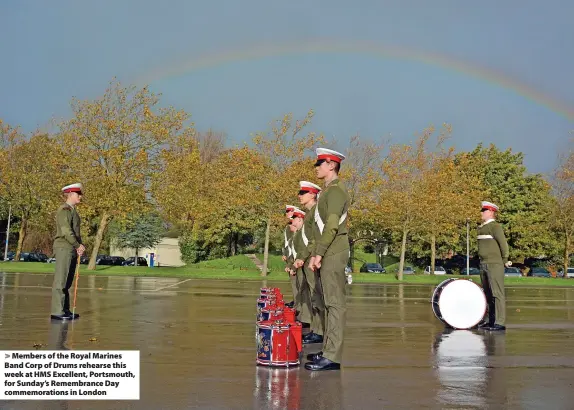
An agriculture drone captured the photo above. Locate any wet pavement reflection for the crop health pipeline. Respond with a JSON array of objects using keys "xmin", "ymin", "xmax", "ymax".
[{"xmin": 1, "ymin": 272, "xmax": 574, "ymax": 409}]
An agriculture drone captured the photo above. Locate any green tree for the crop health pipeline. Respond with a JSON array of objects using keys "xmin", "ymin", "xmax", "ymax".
[
  {"xmin": 110, "ymin": 212, "xmax": 165, "ymax": 265},
  {"xmin": 461, "ymin": 143, "xmax": 556, "ymax": 261}
]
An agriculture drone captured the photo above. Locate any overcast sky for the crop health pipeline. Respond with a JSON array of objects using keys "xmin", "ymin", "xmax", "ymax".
[{"xmin": 1, "ymin": 0, "xmax": 572, "ymax": 175}]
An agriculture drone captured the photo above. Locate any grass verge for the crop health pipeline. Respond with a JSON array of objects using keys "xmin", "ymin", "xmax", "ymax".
[{"xmin": 2, "ymin": 261, "xmax": 574, "ymax": 286}]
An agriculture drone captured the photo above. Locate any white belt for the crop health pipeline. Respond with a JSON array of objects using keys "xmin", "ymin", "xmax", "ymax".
[
  {"xmin": 477, "ymin": 235, "xmax": 494, "ymax": 240},
  {"xmin": 284, "ymin": 230, "xmax": 289, "ymax": 248},
  {"xmin": 315, "ymin": 209, "xmax": 347, "ymax": 235},
  {"xmin": 302, "ymin": 224, "xmax": 309, "ymax": 246}
]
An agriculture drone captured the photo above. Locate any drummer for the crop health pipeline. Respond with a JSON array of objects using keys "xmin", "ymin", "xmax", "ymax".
[{"xmin": 477, "ymin": 201, "xmax": 510, "ymax": 331}]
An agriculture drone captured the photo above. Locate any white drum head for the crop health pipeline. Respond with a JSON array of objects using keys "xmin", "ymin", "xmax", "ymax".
[{"xmin": 438, "ymin": 280, "xmax": 486, "ymax": 329}]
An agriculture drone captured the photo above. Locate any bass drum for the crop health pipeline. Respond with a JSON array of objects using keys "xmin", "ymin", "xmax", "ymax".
[{"xmin": 432, "ymin": 278, "xmax": 487, "ymax": 329}]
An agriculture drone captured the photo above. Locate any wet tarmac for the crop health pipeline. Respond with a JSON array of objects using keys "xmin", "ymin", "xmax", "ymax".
[{"xmin": 1, "ymin": 272, "xmax": 574, "ymax": 409}]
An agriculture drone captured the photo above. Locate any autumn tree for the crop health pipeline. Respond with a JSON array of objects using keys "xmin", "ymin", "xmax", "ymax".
[
  {"xmin": 192, "ymin": 146, "xmax": 271, "ymax": 257},
  {"xmin": 251, "ymin": 110, "xmax": 324, "ymax": 275},
  {"xmin": 415, "ymin": 150, "xmax": 483, "ymax": 274},
  {"xmin": 0, "ymin": 120, "xmax": 64, "ymax": 260},
  {"xmin": 368, "ymin": 125, "xmax": 452, "ymax": 280},
  {"xmin": 339, "ymin": 135, "xmax": 386, "ymax": 267},
  {"xmin": 550, "ymin": 145, "xmax": 574, "ymax": 276},
  {"xmin": 56, "ymin": 79, "xmax": 195, "ymax": 270}
]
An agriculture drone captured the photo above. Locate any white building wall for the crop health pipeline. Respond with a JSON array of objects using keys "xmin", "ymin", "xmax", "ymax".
[{"xmin": 110, "ymin": 237, "xmax": 185, "ymax": 267}]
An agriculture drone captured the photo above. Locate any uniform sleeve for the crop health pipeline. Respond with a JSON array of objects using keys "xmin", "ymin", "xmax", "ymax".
[
  {"xmin": 57, "ymin": 209, "xmax": 81, "ymax": 248},
  {"xmin": 492, "ymin": 224, "xmax": 509, "ymax": 263},
  {"xmin": 314, "ymin": 188, "xmax": 347, "ymax": 257}
]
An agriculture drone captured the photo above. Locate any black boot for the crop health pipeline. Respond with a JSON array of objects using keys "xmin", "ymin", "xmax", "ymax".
[
  {"xmin": 303, "ymin": 332, "xmax": 323, "ymax": 344},
  {"xmin": 306, "ymin": 351, "xmax": 323, "ymax": 362},
  {"xmin": 305, "ymin": 356, "xmax": 340, "ymax": 371},
  {"xmin": 486, "ymin": 324, "xmax": 506, "ymax": 331},
  {"xmin": 64, "ymin": 310, "xmax": 80, "ymax": 320}
]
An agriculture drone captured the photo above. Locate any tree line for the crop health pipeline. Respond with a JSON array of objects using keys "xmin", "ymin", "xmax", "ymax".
[{"xmin": 1, "ymin": 80, "xmax": 572, "ymax": 276}]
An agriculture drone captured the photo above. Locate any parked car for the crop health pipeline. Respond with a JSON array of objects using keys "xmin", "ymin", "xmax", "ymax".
[
  {"xmin": 1, "ymin": 251, "xmax": 15, "ymax": 261},
  {"xmin": 402, "ymin": 266, "xmax": 416, "ymax": 275},
  {"xmin": 461, "ymin": 267, "xmax": 481, "ymax": 276},
  {"xmin": 110, "ymin": 256, "xmax": 126, "ymax": 266},
  {"xmin": 424, "ymin": 266, "xmax": 447, "ymax": 275},
  {"xmin": 122, "ymin": 257, "xmax": 148, "ymax": 267},
  {"xmin": 528, "ymin": 267, "xmax": 551, "ymax": 278},
  {"xmin": 19, "ymin": 252, "xmax": 48, "ymax": 262},
  {"xmin": 360, "ymin": 263, "xmax": 385, "ymax": 273},
  {"xmin": 557, "ymin": 268, "xmax": 574, "ymax": 278},
  {"xmin": 504, "ymin": 267, "xmax": 522, "ymax": 277},
  {"xmin": 95, "ymin": 255, "xmax": 115, "ymax": 265}
]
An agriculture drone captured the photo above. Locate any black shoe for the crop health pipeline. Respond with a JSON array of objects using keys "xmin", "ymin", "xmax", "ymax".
[
  {"xmin": 306, "ymin": 351, "xmax": 323, "ymax": 362},
  {"xmin": 305, "ymin": 357, "xmax": 340, "ymax": 371},
  {"xmin": 303, "ymin": 332, "xmax": 323, "ymax": 344},
  {"xmin": 285, "ymin": 301, "xmax": 295, "ymax": 308},
  {"xmin": 477, "ymin": 321, "xmax": 491, "ymax": 329},
  {"xmin": 486, "ymin": 324, "xmax": 506, "ymax": 331},
  {"xmin": 51, "ymin": 314, "xmax": 69, "ymax": 321},
  {"xmin": 64, "ymin": 310, "xmax": 80, "ymax": 320},
  {"xmin": 301, "ymin": 322, "xmax": 311, "ymax": 329}
]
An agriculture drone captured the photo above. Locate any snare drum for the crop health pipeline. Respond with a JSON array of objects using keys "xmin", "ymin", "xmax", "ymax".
[
  {"xmin": 431, "ymin": 278, "xmax": 487, "ymax": 329},
  {"xmin": 256, "ymin": 320, "xmax": 302, "ymax": 367}
]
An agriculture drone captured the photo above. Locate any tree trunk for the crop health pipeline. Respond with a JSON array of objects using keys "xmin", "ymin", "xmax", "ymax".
[
  {"xmin": 430, "ymin": 233, "xmax": 436, "ymax": 275},
  {"xmin": 564, "ymin": 234, "xmax": 571, "ymax": 279},
  {"xmin": 135, "ymin": 248, "xmax": 139, "ymax": 266},
  {"xmin": 15, "ymin": 216, "xmax": 28, "ymax": 261},
  {"xmin": 397, "ymin": 228, "xmax": 408, "ymax": 281},
  {"xmin": 87, "ymin": 212, "xmax": 112, "ymax": 271},
  {"xmin": 262, "ymin": 218, "xmax": 271, "ymax": 277},
  {"xmin": 230, "ymin": 232, "xmax": 237, "ymax": 257},
  {"xmin": 349, "ymin": 238, "xmax": 355, "ymax": 273}
]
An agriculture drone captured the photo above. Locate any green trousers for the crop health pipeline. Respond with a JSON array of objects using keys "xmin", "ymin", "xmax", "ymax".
[
  {"xmin": 480, "ymin": 262, "xmax": 505, "ymax": 326},
  {"xmin": 319, "ymin": 248, "xmax": 349, "ymax": 363},
  {"xmin": 295, "ymin": 267, "xmax": 313, "ymax": 326},
  {"xmin": 302, "ymin": 264, "xmax": 325, "ymax": 335},
  {"xmin": 51, "ymin": 247, "xmax": 78, "ymax": 315}
]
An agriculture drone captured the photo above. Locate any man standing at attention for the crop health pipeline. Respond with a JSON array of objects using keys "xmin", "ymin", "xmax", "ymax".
[
  {"xmin": 51, "ymin": 183, "xmax": 85, "ymax": 321},
  {"xmin": 282, "ymin": 205, "xmax": 296, "ymax": 308},
  {"xmin": 477, "ymin": 201, "xmax": 511, "ymax": 331},
  {"xmin": 306, "ymin": 148, "xmax": 350, "ymax": 371},
  {"xmin": 293, "ymin": 181, "xmax": 325, "ymax": 348}
]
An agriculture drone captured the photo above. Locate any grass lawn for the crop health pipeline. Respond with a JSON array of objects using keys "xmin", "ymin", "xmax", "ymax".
[{"xmin": 2, "ymin": 258, "xmax": 574, "ymax": 287}]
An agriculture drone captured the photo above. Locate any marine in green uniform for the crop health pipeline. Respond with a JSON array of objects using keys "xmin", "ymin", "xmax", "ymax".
[
  {"xmin": 51, "ymin": 183, "xmax": 86, "ymax": 321},
  {"xmin": 477, "ymin": 201, "xmax": 511, "ymax": 331},
  {"xmin": 282, "ymin": 205, "xmax": 297, "ymax": 308},
  {"xmin": 305, "ymin": 148, "xmax": 350, "ymax": 371},
  {"xmin": 288, "ymin": 208, "xmax": 312, "ymax": 326},
  {"xmin": 293, "ymin": 181, "xmax": 325, "ymax": 346}
]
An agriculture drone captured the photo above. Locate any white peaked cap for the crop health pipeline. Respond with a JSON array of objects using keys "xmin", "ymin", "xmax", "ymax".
[
  {"xmin": 481, "ymin": 201, "xmax": 499, "ymax": 211},
  {"xmin": 62, "ymin": 183, "xmax": 83, "ymax": 194},
  {"xmin": 299, "ymin": 181, "xmax": 321, "ymax": 193}
]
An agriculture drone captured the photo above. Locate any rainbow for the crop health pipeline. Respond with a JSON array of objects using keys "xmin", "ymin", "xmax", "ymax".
[{"xmin": 136, "ymin": 39, "xmax": 574, "ymax": 120}]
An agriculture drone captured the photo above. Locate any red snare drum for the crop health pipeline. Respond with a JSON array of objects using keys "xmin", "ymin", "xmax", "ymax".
[{"xmin": 256, "ymin": 320, "xmax": 302, "ymax": 367}]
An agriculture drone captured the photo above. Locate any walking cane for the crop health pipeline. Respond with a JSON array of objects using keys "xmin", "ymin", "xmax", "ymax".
[{"xmin": 72, "ymin": 253, "xmax": 81, "ymax": 318}]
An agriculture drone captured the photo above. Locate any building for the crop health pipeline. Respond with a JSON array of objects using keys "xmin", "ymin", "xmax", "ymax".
[{"xmin": 110, "ymin": 237, "xmax": 185, "ymax": 267}]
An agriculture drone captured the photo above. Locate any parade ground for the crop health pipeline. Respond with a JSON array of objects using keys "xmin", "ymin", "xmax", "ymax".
[{"xmin": 1, "ymin": 272, "xmax": 574, "ymax": 409}]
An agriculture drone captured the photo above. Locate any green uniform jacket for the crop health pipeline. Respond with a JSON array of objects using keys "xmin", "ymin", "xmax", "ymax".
[
  {"xmin": 282, "ymin": 226, "xmax": 294, "ymax": 258},
  {"xmin": 53, "ymin": 204, "xmax": 82, "ymax": 249},
  {"xmin": 295, "ymin": 204, "xmax": 316, "ymax": 262},
  {"xmin": 477, "ymin": 219, "xmax": 509, "ymax": 264},
  {"xmin": 312, "ymin": 178, "xmax": 350, "ymax": 257}
]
